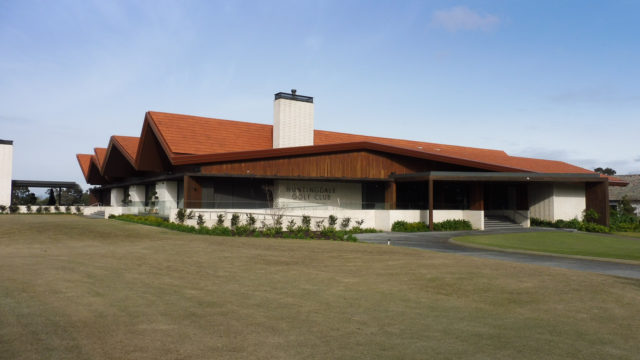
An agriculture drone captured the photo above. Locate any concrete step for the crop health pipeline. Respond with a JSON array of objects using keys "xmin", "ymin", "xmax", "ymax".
[
  {"xmin": 85, "ymin": 210, "xmax": 105, "ymax": 219},
  {"xmin": 484, "ymin": 216, "xmax": 523, "ymax": 230}
]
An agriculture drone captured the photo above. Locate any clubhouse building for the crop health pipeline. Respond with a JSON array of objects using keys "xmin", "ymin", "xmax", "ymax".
[{"xmin": 77, "ymin": 90, "xmax": 625, "ymax": 230}]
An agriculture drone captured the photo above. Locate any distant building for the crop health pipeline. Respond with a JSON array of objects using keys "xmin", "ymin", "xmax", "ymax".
[
  {"xmin": 76, "ymin": 90, "xmax": 626, "ymax": 229},
  {"xmin": 0, "ymin": 140, "xmax": 13, "ymax": 207},
  {"xmin": 609, "ymin": 175, "xmax": 640, "ymax": 216}
]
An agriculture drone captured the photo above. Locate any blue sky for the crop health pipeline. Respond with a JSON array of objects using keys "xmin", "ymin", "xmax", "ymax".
[{"xmin": 1, "ymin": 0, "xmax": 639, "ymax": 190}]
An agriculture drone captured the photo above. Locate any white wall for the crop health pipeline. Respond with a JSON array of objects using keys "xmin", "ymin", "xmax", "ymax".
[
  {"xmin": 273, "ymin": 97, "xmax": 314, "ymax": 148},
  {"xmin": 529, "ymin": 182, "xmax": 586, "ymax": 221},
  {"xmin": 129, "ymin": 185, "xmax": 146, "ymax": 207},
  {"xmin": 529, "ymin": 183, "xmax": 554, "ymax": 221},
  {"xmin": 273, "ymin": 180, "xmax": 362, "ymax": 209},
  {"xmin": 170, "ymin": 207, "xmax": 485, "ymax": 231},
  {"xmin": 553, "ymin": 183, "xmax": 586, "ymax": 221},
  {"xmin": 156, "ymin": 181, "xmax": 178, "ymax": 216},
  {"xmin": 0, "ymin": 142, "xmax": 13, "ymax": 206},
  {"xmin": 110, "ymin": 188, "xmax": 124, "ymax": 207}
]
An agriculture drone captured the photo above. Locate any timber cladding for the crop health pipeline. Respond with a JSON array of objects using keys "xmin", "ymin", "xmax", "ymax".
[{"xmin": 199, "ymin": 150, "xmax": 474, "ymax": 179}]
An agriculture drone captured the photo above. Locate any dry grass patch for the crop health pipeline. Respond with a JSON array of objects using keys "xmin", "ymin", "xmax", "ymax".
[{"xmin": 1, "ymin": 216, "xmax": 640, "ymax": 359}]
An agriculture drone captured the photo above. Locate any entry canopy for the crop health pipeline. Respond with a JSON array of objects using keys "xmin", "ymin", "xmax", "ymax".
[
  {"xmin": 12, "ymin": 180, "xmax": 81, "ymax": 190},
  {"xmin": 391, "ymin": 171, "xmax": 611, "ymax": 183}
]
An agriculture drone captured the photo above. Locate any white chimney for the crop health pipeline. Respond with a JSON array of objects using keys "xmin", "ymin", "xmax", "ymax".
[{"xmin": 273, "ymin": 89, "xmax": 314, "ymax": 148}]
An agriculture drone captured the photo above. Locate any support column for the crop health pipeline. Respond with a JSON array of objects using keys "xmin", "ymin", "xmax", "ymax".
[
  {"xmin": 129, "ymin": 185, "xmax": 146, "ymax": 208},
  {"xmin": 585, "ymin": 181, "xmax": 609, "ymax": 226},
  {"xmin": 110, "ymin": 188, "xmax": 124, "ymax": 207},
  {"xmin": 156, "ymin": 181, "xmax": 178, "ymax": 216},
  {"xmin": 470, "ymin": 183, "xmax": 484, "ymax": 210},
  {"xmin": 184, "ymin": 176, "xmax": 202, "ymax": 209},
  {"xmin": 384, "ymin": 182, "xmax": 396, "ymax": 210},
  {"xmin": 428, "ymin": 178, "xmax": 434, "ymax": 231}
]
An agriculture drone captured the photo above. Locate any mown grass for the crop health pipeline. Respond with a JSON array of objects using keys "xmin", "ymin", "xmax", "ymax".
[
  {"xmin": 1, "ymin": 216, "xmax": 640, "ymax": 359},
  {"xmin": 455, "ymin": 231, "xmax": 640, "ymax": 261},
  {"xmin": 614, "ymin": 232, "xmax": 640, "ymax": 239}
]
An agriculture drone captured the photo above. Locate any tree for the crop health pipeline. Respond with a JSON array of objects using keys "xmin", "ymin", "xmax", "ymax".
[
  {"xmin": 594, "ymin": 167, "xmax": 616, "ymax": 176},
  {"xmin": 620, "ymin": 196, "xmax": 637, "ymax": 217},
  {"xmin": 11, "ymin": 186, "xmax": 37, "ymax": 205},
  {"xmin": 58, "ymin": 187, "xmax": 84, "ymax": 205},
  {"xmin": 46, "ymin": 188, "xmax": 57, "ymax": 205}
]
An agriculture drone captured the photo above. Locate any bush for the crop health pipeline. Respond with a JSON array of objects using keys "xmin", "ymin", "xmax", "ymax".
[
  {"xmin": 65, "ymin": 206, "xmax": 71, "ymax": 214},
  {"xmin": 0, "ymin": 205, "xmax": 6, "ymax": 214},
  {"xmin": 531, "ymin": 216, "xmax": 613, "ymax": 233},
  {"xmin": 286, "ymin": 219, "xmax": 297, "ymax": 232},
  {"xmin": 175, "ymin": 208, "xmax": 187, "ymax": 224},
  {"xmin": 43, "ymin": 207, "xmax": 51, "ymax": 213},
  {"xmin": 196, "ymin": 214, "xmax": 206, "ymax": 227},
  {"xmin": 245, "ymin": 213, "xmax": 257, "ymax": 228},
  {"xmin": 433, "ymin": 219, "xmax": 472, "ymax": 231},
  {"xmin": 36, "ymin": 206, "xmax": 43, "ymax": 214},
  {"xmin": 340, "ymin": 217, "xmax": 351, "ymax": 230},
  {"xmin": 211, "ymin": 225, "xmax": 232, "ymax": 236},
  {"xmin": 234, "ymin": 224, "xmax": 252, "ymax": 236},
  {"xmin": 216, "ymin": 213, "xmax": 225, "ymax": 226},
  {"xmin": 230, "ymin": 213, "xmax": 240, "ymax": 229},
  {"xmin": 8, "ymin": 203, "xmax": 19, "ymax": 214},
  {"xmin": 328, "ymin": 215, "xmax": 338, "ymax": 229},
  {"xmin": 314, "ymin": 219, "xmax": 325, "ymax": 231},
  {"xmin": 583, "ymin": 209, "xmax": 599, "ymax": 224},
  {"xmin": 75, "ymin": 205, "xmax": 82, "ymax": 214},
  {"xmin": 26, "ymin": 204, "xmax": 33, "ymax": 213},
  {"xmin": 391, "ymin": 220, "xmax": 429, "ymax": 232},
  {"xmin": 54, "ymin": 205, "xmax": 61, "ymax": 213},
  {"xmin": 301, "ymin": 215, "xmax": 311, "ymax": 230}
]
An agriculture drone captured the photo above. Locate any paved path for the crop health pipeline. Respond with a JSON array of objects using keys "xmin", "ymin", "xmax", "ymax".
[{"xmin": 356, "ymin": 228, "xmax": 640, "ymax": 279}]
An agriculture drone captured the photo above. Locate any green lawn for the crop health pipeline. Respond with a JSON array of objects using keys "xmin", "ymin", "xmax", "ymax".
[
  {"xmin": 455, "ymin": 231, "xmax": 640, "ymax": 261},
  {"xmin": 615, "ymin": 232, "xmax": 640, "ymax": 239},
  {"xmin": 1, "ymin": 216, "xmax": 640, "ymax": 359}
]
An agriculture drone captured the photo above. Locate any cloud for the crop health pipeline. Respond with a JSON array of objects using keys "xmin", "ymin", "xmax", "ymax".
[
  {"xmin": 431, "ymin": 6, "xmax": 500, "ymax": 32},
  {"xmin": 635, "ymin": 156, "xmax": 640, "ymax": 162}
]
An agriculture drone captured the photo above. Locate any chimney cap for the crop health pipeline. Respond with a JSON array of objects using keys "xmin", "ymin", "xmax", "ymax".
[{"xmin": 274, "ymin": 90, "xmax": 313, "ymax": 103}]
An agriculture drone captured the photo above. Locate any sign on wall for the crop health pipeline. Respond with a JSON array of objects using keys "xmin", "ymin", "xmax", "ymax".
[{"xmin": 273, "ymin": 180, "xmax": 362, "ymax": 209}]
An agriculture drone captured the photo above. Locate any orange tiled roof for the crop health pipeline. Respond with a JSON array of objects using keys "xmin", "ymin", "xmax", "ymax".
[
  {"xmin": 94, "ymin": 148, "xmax": 107, "ymax": 169},
  {"xmin": 111, "ymin": 135, "xmax": 139, "ymax": 163},
  {"xmin": 78, "ymin": 110, "xmax": 618, "ymax": 183},
  {"xmin": 76, "ymin": 154, "xmax": 93, "ymax": 179},
  {"xmin": 148, "ymin": 111, "xmax": 272, "ymax": 155}
]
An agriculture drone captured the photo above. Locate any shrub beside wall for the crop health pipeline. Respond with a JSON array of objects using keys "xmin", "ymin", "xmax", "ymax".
[{"xmin": 391, "ymin": 219, "xmax": 473, "ymax": 232}]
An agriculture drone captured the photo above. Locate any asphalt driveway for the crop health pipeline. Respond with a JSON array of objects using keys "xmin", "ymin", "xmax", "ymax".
[{"xmin": 356, "ymin": 228, "xmax": 640, "ymax": 279}]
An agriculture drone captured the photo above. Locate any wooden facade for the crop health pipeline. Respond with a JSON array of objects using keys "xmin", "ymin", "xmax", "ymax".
[{"xmin": 200, "ymin": 150, "xmax": 478, "ymax": 180}]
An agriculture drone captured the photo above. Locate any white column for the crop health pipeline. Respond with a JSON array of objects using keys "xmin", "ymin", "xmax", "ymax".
[
  {"xmin": 129, "ymin": 185, "xmax": 146, "ymax": 208},
  {"xmin": 110, "ymin": 188, "xmax": 124, "ymax": 207},
  {"xmin": 156, "ymin": 181, "xmax": 177, "ymax": 216},
  {"xmin": 0, "ymin": 141, "xmax": 13, "ymax": 206}
]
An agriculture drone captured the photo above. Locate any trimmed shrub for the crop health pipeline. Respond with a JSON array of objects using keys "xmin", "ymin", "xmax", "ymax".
[
  {"xmin": 0, "ymin": 205, "xmax": 6, "ymax": 214},
  {"xmin": 340, "ymin": 217, "xmax": 351, "ymax": 231},
  {"xmin": 216, "ymin": 213, "xmax": 225, "ymax": 226},
  {"xmin": 75, "ymin": 205, "xmax": 82, "ymax": 214},
  {"xmin": 301, "ymin": 215, "xmax": 311, "ymax": 230},
  {"xmin": 54, "ymin": 205, "xmax": 61, "ymax": 213},
  {"xmin": 43, "ymin": 207, "xmax": 51, "ymax": 214},
  {"xmin": 328, "ymin": 215, "xmax": 338, "ymax": 229},
  {"xmin": 391, "ymin": 220, "xmax": 429, "ymax": 232},
  {"xmin": 65, "ymin": 206, "xmax": 71, "ymax": 214},
  {"xmin": 26, "ymin": 204, "xmax": 33, "ymax": 213},
  {"xmin": 230, "ymin": 213, "xmax": 240, "ymax": 229},
  {"xmin": 196, "ymin": 214, "xmax": 206, "ymax": 227},
  {"xmin": 175, "ymin": 208, "xmax": 187, "ymax": 224},
  {"xmin": 433, "ymin": 219, "xmax": 473, "ymax": 231}
]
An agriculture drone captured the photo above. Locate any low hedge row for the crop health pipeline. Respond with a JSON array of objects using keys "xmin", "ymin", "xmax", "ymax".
[
  {"xmin": 391, "ymin": 219, "xmax": 473, "ymax": 232},
  {"xmin": 530, "ymin": 218, "xmax": 611, "ymax": 233},
  {"xmin": 110, "ymin": 214, "xmax": 379, "ymax": 241}
]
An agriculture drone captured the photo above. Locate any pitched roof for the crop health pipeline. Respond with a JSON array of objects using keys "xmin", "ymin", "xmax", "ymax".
[
  {"xmin": 93, "ymin": 148, "xmax": 107, "ymax": 169},
  {"xmin": 147, "ymin": 111, "xmax": 272, "ymax": 155},
  {"xmin": 78, "ymin": 110, "xmax": 626, "ymax": 185},
  {"xmin": 76, "ymin": 154, "xmax": 92, "ymax": 179},
  {"xmin": 609, "ymin": 175, "xmax": 640, "ymax": 200},
  {"xmin": 110, "ymin": 135, "xmax": 139, "ymax": 165}
]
